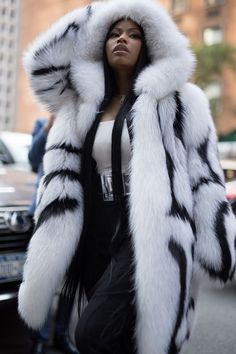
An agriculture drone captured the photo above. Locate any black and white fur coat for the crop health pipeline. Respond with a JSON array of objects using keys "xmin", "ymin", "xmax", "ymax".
[{"xmin": 19, "ymin": 1, "xmax": 236, "ymax": 353}]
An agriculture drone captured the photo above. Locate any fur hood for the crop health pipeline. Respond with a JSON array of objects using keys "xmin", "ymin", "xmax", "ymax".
[
  {"xmin": 23, "ymin": 0, "xmax": 195, "ymax": 113},
  {"xmin": 19, "ymin": 1, "xmax": 236, "ymax": 354}
]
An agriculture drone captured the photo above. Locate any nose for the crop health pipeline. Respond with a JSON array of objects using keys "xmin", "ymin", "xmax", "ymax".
[{"xmin": 117, "ymin": 32, "xmax": 128, "ymax": 43}]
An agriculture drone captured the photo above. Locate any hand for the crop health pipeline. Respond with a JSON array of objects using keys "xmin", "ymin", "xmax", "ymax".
[{"xmin": 44, "ymin": 114, "xmax": 55, "ymax": 134}]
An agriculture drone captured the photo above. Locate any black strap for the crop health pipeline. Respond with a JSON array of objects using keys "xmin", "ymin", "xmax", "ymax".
[
  {"xmin": 81, "ymin": 113, "xmax": 102, "ymax": 234},
  {"xmin": 111, "ymin": 95, "xmax": 136, "ymax": 210}
]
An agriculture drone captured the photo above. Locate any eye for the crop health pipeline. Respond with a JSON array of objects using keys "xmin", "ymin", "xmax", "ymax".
[
  {"xmin": 130, "ymin": 33, "xmax": 142, "ymax": 39},
  {"xmin": 108, "ymin": 31, "xmax": 119, "ymax": 38}
]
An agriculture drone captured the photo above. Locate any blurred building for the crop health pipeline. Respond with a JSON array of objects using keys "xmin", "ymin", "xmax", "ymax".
[
  {"xmin": 0, "ymin": 0, "xmax": 21, "ymax": 131},
  {"xmin": 159, "ymin": 0, "xmax": 236, "ymax": 136},
  {"xmin": 16, "ymin": 0, "xmax": 91, "ymax": 133},
  {"xmin": 1, "ymin": 0, "xmax": 235, "ymax": 135}
]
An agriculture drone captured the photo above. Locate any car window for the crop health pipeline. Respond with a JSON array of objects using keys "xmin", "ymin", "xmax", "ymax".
[
  {"xmin": 0, "ymin": 133, "xmax": 31, "ymax": 165},
  {"xmin": 0, "ymin": 139, "xmax": 13, "ymax": 164}
]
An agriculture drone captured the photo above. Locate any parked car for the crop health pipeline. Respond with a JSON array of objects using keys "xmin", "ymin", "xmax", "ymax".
[
  {"xmin": 0, "ymin": 131, "xmax": 31, "ymax": 169},
  {"xmin": 225, "ymin": 179, "xmax": 236, "ymax": 214},
  {"xmin": 0, "ymin": 132, "xmax": 35, "ymax": 353},
  {"xmin": 221, "ymin": 159, "xmax": 236, "ymax": 214},
  {"xmin": 218, "ymin": 141, "xmax": 236, "ymax": 160}
]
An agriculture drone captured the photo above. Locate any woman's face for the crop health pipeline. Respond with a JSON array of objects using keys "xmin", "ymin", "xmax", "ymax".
[{"xmin": 106, "ymin": 19, "xmax": 142, "ymax": 71}]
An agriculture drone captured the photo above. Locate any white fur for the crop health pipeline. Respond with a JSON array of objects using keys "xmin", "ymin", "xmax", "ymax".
[
  {"xmin": 18, "ymin": 208, "xmax": 83, "ymax": 328},
  {"xmin": 19, "ymin": 1, "xmax": 236, "ymax": 353}
]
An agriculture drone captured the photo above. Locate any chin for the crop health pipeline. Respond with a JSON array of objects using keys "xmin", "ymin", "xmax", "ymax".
[{"xmin": 110, "ymin": 60, "xmax": 134, "ymax": 70}]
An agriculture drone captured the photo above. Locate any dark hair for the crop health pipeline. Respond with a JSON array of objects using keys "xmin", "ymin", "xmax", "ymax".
[
  {"xmin": 63, "ymin": 19, "xmax": 150, "ymax": 314},
  {"xmin": 103, "ymin": 19, "xmax": 149, "ymax": 101}
]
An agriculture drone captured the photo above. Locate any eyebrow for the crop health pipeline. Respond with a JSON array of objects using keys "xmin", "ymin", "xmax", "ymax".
[{"xmin": 112, "ymin": 27, "xmax": 141, "ymax": 32}]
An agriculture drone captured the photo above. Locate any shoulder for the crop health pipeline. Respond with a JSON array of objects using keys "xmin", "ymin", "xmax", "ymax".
[{"xmin": 179, "ymin": 83, "xmax": 215, "ymax": 148}]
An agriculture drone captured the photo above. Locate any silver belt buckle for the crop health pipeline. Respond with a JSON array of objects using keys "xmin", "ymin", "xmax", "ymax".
[
  {"xmin": 100, "ymin": 173, "xmax": 130, "ymax": 201},
  {"xmin": 101, "ymin": 173, "xmax": 114, "ymax": 201}
]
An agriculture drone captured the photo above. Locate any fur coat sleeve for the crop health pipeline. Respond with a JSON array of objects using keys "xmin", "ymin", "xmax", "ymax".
[{"xmin": 182, "ymin": 83, "xmax": 236, "ymax": 283}]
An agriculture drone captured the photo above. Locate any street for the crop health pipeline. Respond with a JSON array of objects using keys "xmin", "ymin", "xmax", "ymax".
[
  {"xmin": 46, "ymin": 281, "xmax": 236, "ymax": 354},
  {"xmin": 1, "ymin": 281, "xmax": 235, "ymax": 354},
  {"xmin": 183, "ymin": 281, "xmax": 236, "ymax": 354}
]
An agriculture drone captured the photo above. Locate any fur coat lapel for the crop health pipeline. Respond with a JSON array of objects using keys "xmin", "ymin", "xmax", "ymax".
[{"xmin": 19, "ymin": 1, "xmax": 236, "ymax": 354}]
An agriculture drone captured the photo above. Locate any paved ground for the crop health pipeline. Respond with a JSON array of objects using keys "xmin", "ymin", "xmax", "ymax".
[
  {"xmin": 2, "ymin": 281, "xmax": 236, "ymax": 354},
  {"xmin": 47, "ymin": 281, "xmax": 236, "ymax": 354},
  {"xmin": 182, "ymin": 281, "xmax": 236, "ymax": 354}
]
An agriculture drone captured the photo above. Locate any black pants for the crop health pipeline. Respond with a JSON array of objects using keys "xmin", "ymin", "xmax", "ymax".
[{"xmin": 75, "ymin": 193, "xmax": 136, "ymax": 354}]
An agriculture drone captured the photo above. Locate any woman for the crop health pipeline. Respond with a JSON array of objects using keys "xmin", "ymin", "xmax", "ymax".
[{"xmin": 19, "ymin": 1, "xmax": 236, "ymax": 354}]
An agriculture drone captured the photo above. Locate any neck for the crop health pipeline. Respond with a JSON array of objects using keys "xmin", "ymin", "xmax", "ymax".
[{"xmin": 114, "ymin": 69, "xmax": 133, "ymax": 96}]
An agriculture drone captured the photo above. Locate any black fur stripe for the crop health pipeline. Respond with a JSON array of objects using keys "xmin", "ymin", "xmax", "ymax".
[
  {"xmin": 32, "ymin": 64, "xmax": 70, "ymax": 76},
  {"xmin": 191, "ymin": 243, "xmax": 195, "ymax": 260},
  {"xmin": 35, "ymin": 75, "xmax": 77, "ymax": 96},
  {"xmin": 168, "ymin": 239, "xmax": 187, "ymax": 354},
  {"xmin": 66, "ymin": 71, "xmax": 76, "ymax": 91},
  {"xmin": 165, "ymin": 150, "xmax": 175, "ymax": 189},
  {"xmin": 59, "ymin": 22, "xmax": 80, "ymax": 41},
  {"xmin": 86, "ymin": 5, "xmax": 92, "ymax": 18},
  {"xmin": 43, "ymin": 169, "xmax": 81, "ymax": 188},
  {"xmin": 188, "ymin": 297, "xmax": 195, "ymax": 311},
  {"xmin": 165, "ymin": 150, "xmax": 196, "ymax": 238},
  {"xmin": 170, "ymin": 198, "xmax": 196, "ymax": 236},
  {"xmin": 34, "ymin": 197, "xmax": 79, "ymax": 232},
  {"xmin": 35, "ymin": 79, "xmax": 63, "ymax": 95},
  {"xmin": 192, "ymin": 177, "xmax": 216, "ymax": 193},
  {"xmin": 197, "ymin": 134, "xmax": 224, "ymax": 188},
  {"xmin": 173, "ymin": 92, "xmax": 185, "ymax": 148},
  {"xmin": 46, "ymin": 142, "xmax": 82, "ymax": 155},
  {"xmin": 214, "ymin": 201, "xmax": 232, "ymax": 280},
  {"xmin": 198, "ymin": 201, "xmax": 232, "ymax": 282},
  {"xmin": 34, "ymin": 22, "xmax": 80, "ymax": 59}
]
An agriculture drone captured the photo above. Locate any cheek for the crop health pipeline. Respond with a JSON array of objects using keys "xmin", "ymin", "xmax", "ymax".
[
  {"xmin": 105, "ymin": 41, "xmax": 113, "ymax": 63},
  {"xmin": 132, "ymin": 42, "xmax": 142, "ymax": 62}
]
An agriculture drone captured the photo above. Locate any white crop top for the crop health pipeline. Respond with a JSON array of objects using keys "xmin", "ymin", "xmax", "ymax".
[{"xmin": 92, "ymin": 120, "xmax": 131, "ymax": 175}]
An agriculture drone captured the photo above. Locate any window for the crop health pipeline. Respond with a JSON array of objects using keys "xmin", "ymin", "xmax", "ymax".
[
  {"xmin": 10, "ymin": 9, "xmax": 15, "ymax": 18},
  {"xmin": 206, "ymin": 8, "xmax": 221, "ymax": 17},
  {"xmin": 7, "ymin": 71, "xmax": 12, "ymax": 79},
  {"xmin": 204, "ymin": 0, "xmax": 224, "ymax": 6},
  {"xmin": 4, "ymin": 116, "xmax": 10, "ymax": 125},
  {"xmin": 204, "ymin": 81, "xmax": 222, "ymax": 119},
  {"xmin": 172, "ymin": 0, "xmax": 187, "ymax": 14},
  {"xmin": 0, "ymin": 0, "xmax": 20, "ymax": 130},
  {"xmin": 203, "ymin": 26, "xmax": 223, "ymax": 45},
  {"xmin": 205, "ymin": 81, "xmax": 221, "ymax": 101},
  {"xmin": 8, "ymin": 40, "xmax": 14, "ymax": 49}
]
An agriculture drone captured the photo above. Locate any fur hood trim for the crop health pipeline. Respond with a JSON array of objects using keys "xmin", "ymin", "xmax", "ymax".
[{"xmin": 83, "ymin": 0, "xmax": 195, "ymax": 100}]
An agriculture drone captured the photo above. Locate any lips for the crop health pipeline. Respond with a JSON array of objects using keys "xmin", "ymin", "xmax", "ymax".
[{"xmin": 113, "ymin": 44, "xmax": 129, "ymax": 53}]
